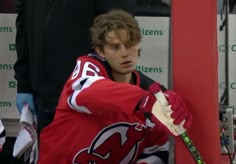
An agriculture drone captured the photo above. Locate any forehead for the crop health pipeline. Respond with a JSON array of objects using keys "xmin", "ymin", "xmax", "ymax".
[{"xmin": 105, "ymin": 30, "xmax": 129, "ymax": 44}]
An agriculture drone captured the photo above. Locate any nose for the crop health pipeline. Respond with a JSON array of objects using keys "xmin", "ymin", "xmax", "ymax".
[{"xmin": 121, "ymin": 45, "xmax": 129, "ymax": 58}]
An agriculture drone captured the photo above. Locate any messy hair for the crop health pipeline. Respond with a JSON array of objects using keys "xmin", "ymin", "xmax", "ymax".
[{"xmin": 90, "ymin": 9, "xmax": 142, "ymax": 50}]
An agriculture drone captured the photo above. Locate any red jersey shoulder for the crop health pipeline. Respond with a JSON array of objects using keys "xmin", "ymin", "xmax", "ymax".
[{"xmin": 71, "ymin": 56, "xmax": 110, "ymax": 78}]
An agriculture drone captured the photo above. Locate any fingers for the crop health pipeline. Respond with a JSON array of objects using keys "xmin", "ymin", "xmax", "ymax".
[
  {"xmin": 170, "ymin": 101, "xmax": 188, "ymax": 121},
  {"xmin": 168, "ymin": 93, "xmax": 186, "ymax": 120},
  {"xmin": 172, "ymin": 112, "xmax": 186, "ymax": 125},
  {"xmin": 183, "ymin": 114, "xmax": 193, "ymax": 129},
  {"xmin": 165, "ymin": 90, "xmax": 193, "ymax": 130},
  {"xmin": 172, "ymin": 111, "xmax": 192, "ymax": 124}
]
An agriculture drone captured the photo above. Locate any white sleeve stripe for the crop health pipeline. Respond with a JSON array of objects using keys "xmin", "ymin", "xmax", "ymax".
[
  {"xmin": 67, "ymin": 96, "xmax": 91, "ymax": 114},
  {"xmin": 71, "ymin": 76, "xmax": 88, "ymax": 90},
  {"xmin": 69, "ymin": 76, "xmax": 104, "ymax": 113}
]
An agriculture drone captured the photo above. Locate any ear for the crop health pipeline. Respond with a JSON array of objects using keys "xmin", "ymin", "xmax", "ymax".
[{"xmin": 95, "ymin": 47, "xmax": 105, "ymax": 58}]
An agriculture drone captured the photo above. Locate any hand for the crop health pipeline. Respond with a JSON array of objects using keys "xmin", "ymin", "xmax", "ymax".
[
  {"xmin": 140, "ymin": 92, "xmax": 186, "ymax": 136},
  {"xmin": 16, "ymin": 93, "xmax": 36, "ymax": 114},
  {"xmin": 164, "ymin": 90, "xmax": 193, "ymax": 130},
  {"xmin": 144, "ymin": 83, "xmax": 193, "ymax": 136}
]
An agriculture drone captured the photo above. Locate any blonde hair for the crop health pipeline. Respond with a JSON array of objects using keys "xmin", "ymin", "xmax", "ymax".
[{"xmin": 90, "ymin": 9, "xmax": 141, "ymax": 50}]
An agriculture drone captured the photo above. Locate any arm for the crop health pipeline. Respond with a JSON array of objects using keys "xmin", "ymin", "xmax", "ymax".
[
  {"xmin": 14, "ymin": 0, "xmax": 36, "ymax": 114},
  {"xmin": 14, "ymin": 0, "xmax": 32, "ymax": 93},
  {"xmin": 69, "ymin": 78, "xmax": 148, "ymax": 115},
  {"xmin": 65, "ymin": 57, "xmax": 192, "ymax": 136},
  {"xmin": 61, "ymin": 56, "xmax": 148, "ymax": 116}
]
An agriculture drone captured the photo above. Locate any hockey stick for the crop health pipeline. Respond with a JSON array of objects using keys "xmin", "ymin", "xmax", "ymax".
[
  {"xmin": 155, "ymin": 91, "xmax": 205, "ymax": 164},
  {"xmin": 180, "ymin": 132, "xmax": 205, "ymax": 164}
]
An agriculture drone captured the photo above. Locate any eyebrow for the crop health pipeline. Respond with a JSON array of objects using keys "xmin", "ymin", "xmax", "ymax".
[{"xmin": 106, "ymin": 42, "xmax": 121, "ymax": 47}]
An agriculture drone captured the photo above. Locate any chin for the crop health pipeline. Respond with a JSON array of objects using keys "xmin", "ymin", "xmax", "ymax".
[{"xmin": 121, "ymin": 68, "xmax": 134, "ymax": 74}]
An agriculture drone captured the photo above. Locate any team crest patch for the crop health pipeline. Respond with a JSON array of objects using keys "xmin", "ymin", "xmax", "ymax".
[{"xmin": 73, "ymin": 122, "xmax": 146, "ymax": 163}]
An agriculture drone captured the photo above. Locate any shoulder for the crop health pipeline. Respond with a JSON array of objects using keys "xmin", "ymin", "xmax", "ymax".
[
  {"xmin": 76, "ymin": 54, "xmax": 105, "ymax": 68},
  {"xmin": 75, "ymin": 54, "xmax": 112, "ymax": 79}
]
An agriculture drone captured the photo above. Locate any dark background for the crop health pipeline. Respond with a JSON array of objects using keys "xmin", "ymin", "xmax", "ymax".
[{"xmin": 0, "ymin": 0, "xmax": 16, "ymax": 13}]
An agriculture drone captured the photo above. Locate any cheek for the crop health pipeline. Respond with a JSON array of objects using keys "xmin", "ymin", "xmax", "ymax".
[
  {"xmin": 130, "ymin": 47, "xmax": 139, "ymax": 54},
  {"xmin": 130, "ymin": 49, "xmax": 139, "ymax": 58},
  {"xmin": 106, "ymin": 56, "xmax": 118, "ymax": 66},
  {"xmin": 105, "ymin": 49, "xmax": 118, "ymax": 56}
]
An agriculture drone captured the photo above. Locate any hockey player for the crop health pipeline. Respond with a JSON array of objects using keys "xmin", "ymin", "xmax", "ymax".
[{"xmin": 38, "ymin": 9, "xmax": 192, "ymax": 164}]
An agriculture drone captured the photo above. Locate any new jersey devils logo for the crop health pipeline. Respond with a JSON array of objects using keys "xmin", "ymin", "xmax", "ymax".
[{"xmin": 73, "ymin": 122, "xmax": 146, "ymax": 164}]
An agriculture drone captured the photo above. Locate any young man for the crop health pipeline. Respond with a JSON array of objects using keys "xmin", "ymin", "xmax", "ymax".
[
  {"xmin": 39, "ymin": 10, "xmax": 192, "ymax": 164},
  {"xmin": 13, "ymin": 1, "xmax": 135, "ymax": 163},
  {"xmin": 14, "ymin": 0, "xmax": 135, "ymax": 134}
]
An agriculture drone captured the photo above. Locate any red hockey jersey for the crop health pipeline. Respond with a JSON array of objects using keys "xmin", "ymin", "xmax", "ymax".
[{"xmin": 38, "ymin": 54, "xmax": 169, "ymax": 164}]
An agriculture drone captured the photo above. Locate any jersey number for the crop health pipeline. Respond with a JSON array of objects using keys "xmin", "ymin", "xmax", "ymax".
[{"xmin": 71, "ymin": 60, "xmax": 101, "ymax": 80}]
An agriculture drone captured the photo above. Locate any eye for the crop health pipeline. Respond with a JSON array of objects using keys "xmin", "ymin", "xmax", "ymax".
[
  {"xmin": 110, "ymin": 44, "xmax": 120, "ymax": 50},
  {"xmin": 125, "ymin": 43, "xmax": 131, "ymax": 48}
]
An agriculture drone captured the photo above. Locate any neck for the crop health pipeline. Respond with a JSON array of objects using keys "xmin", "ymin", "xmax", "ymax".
[{"xmin": 112, "ymin": 71, "xmax": 132, "ymax": 83}]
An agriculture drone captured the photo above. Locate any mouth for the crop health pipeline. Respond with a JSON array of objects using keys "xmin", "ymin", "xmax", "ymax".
[
  {"xmin": 120, "ymin": 61, "xmax": 133, "ymax": 68},
  {"xmin": 121, "ymin": 61, "xmax": 132, "ymax": 65}
]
